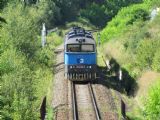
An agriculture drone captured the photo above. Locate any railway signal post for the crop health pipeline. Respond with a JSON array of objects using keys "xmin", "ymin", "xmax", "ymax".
[{"xmin": 41, "ymin": 23, "xmax": 46, "ymax": 47}]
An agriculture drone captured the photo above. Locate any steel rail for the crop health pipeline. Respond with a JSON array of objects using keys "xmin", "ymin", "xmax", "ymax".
[
  {"xmin": 88, "ymin": 83, "xmax": 101, "ymax": 120},
  {"xmin": 71, "ymin": 82, "xmax": 78, "ymax": 120}
]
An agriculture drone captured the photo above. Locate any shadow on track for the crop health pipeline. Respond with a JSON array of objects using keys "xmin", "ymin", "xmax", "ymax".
[{"xmin": 95, "ymin": 58, "xmax": 138, "ymax": 97}]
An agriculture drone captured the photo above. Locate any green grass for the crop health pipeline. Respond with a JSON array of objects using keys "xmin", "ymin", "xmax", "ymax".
[
  {"xmin": 97, "ymin": 46, "xmax": 106, "ymax": 67},
  {"xmin": 46, "ymin": 106, "xmax": 54, "ymax": 120}
]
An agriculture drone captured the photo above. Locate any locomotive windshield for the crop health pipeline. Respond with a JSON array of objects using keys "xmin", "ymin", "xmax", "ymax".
[
  {"xmin": 67, "ymin": 44, "xmax": 94, "ymax": 52},
  {"xmin": 67, "ymin": 44, "xmax": 80, "ymax": 52},
  {"xmin": 81, "ymin": 45, "xmax": 94, "ymax": 52}
]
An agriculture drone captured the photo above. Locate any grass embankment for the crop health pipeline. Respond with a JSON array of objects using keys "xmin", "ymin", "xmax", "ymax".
[{"xmin": 100, "ymin": 0, "xmax": 160, "ymax": 119}]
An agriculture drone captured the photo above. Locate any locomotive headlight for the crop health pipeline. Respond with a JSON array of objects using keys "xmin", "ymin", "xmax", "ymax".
[{"xmin": 86, "ymin": 66, "xmax": 92, "ymax": 69}]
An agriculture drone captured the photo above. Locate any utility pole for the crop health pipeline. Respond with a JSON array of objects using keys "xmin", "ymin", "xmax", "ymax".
[
  {"xmin": 97, "ymin": 32, "xmax": 101, "ymax": 47},
  {"xmin": 41, "ymin": 23, "xmax": 46, "ymax": 48}
]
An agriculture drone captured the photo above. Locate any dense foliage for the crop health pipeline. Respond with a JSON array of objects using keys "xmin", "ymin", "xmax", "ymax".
[
  {"xmin": 1, "ymin": 0, "xmax": 160, "ymax": 119},
  {"xmin": 101, "ymin": 3, "xmax": 150, "ymax": 43},
  {"xmin": 100, "ymin": 0, "xmax": 160, "ymax": 119},
  {"xmin": 100, "ymin": 0, "xmax": 160, "ymax": 73},
  {"xmin": 80, "ymin": 0, "xmax": 142, "ymax": 28},
  {"xmin": 1, "ymin": 0, "xmax": 142, "ymax": 28},
  {"xmin": 0, "ymin": 1, "xmax": 59, "ymax": 119}
]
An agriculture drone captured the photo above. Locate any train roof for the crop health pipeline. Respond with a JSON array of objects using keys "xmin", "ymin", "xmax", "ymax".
[{"xmin": 66, "ymin": 27, "xmax": 94, "ymax": 39}]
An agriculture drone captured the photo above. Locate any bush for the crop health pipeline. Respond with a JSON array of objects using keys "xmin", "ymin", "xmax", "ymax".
[
  {"xmin": 80, "ymin": 0, "xmax": 142, "ymax": 28},
  {"xmin": 143, "ymin": 81, "xmax": 160, "ymax": 120},
  {"xmin": 152, "ymin": 48, "xmax": 160, "ymax": 72},
  {"xmin": 101, "ymin": 3, "xmax": 149, "ymax": 43},
  {"xmin": 136, "ymin": 39, "xmax": 160, "ymax": 69},
  {"xmin": 127, "ymin": 8, "xmax": 149, "ymax": 25},
  {"xmin": 1, "ymin": 4, "xmax": 39, "ymax": 57},
  {"xmin": 0, "ymin": 49, "xmax": 37, "ymax": 119},
  {"xmin": 35, "ymin": 47, "xmax": 54, "ymax": 67},
  {"xmin": 80, "ymin": 3, "xmax": 107, "ymax": 28}
]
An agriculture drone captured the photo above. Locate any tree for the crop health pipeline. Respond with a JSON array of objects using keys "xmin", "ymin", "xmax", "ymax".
[{"xmin": 0, "ymin": 0, "xmax": 8, "ymax": 10}]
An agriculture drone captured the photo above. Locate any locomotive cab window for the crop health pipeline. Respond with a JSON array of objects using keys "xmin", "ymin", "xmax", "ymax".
[
  {"xmin": 81, "ymin": 44, "xmax": 94, "ymax": 52},
  {"xmin": 67, "ymin": 44, "xmax": 80, "ymax": 52},
  {"xmin": 67, "ymin": 44, "xmax": 94, "ymax": 52}
]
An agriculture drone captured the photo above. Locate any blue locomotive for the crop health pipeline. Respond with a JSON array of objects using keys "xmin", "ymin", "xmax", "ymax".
[{"xmin": 64, "ymin": 27, "xmax": 97, "ymax": 81}]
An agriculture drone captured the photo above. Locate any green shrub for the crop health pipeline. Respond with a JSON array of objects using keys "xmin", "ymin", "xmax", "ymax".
[
  {"xmin": 101, "ymin": 3, "xmax": 149, "ymax": 43},
  {"xmin": 136, "ymin": 39, "xmax": 159, "ymax": 69},
  {"xmin": 0, "ymin": 49, "xmax": 37, "ymax": 119},
  {"xmin": 0, "ymin": 49, "xmax": 25, "ymax": 75},
  {"xmin": 144, "ymin": 0, "xmax": 160, "ymax": 7},
  {"xmin": 127, "ymin": 8, "xmax": 149, "ymax": 25},
  {"xmin": 152, "ymin": 48, "xmax": 160, "ymax": 72},
  {"xmin": 1, "ymin": 4, "xmax": 39, "ymax": 57},
  {"xmin": 143, "ymin": 80, "xmax": 160, "ymax": 120},
  {"xmin": 35, "ymin": 47, "xmax": 54, "ymax": 67},
  {"xmin": 80, "ymin": 0, "xmax": 142, "ymax": 28},
  {"xmin": 80, "ymin": 3, "xmax": 107, "ymax": 27}
]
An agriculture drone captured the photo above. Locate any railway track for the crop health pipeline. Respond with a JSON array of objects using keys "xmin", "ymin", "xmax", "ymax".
[
  {"xmin": 71, "ymin": 81, "xmax": 101, "ymax": 120},
  {"xmin": 71, "ymin": 82, "xmax": 78, "ymax": 120}
]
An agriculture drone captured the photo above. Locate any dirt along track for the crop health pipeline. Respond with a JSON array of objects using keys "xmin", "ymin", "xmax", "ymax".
[
  {"xmin": 52, "ymin": 44, "xmax": 120, "ymax": 120},
  {"xmin": 52, "ymin": 45, "xmax": 69, "ymax": 120},
  {"xmin": 92, "ymin": 83, "xmax": 119, "ymax": 120}
]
